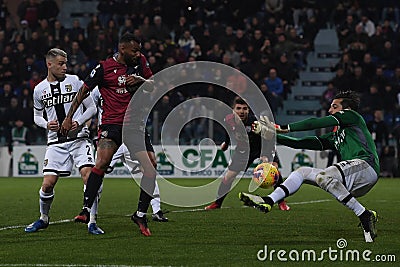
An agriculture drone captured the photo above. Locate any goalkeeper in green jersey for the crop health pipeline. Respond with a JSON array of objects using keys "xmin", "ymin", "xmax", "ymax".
[{"xmin": 239, "ymin": 91, "xmax": 379, "ymax": 243}]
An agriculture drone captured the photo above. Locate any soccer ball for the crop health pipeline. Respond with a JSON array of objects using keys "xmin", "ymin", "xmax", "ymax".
[{"xmin": 253, "ymin": 162, "xmax": 279, "ymax": 189}]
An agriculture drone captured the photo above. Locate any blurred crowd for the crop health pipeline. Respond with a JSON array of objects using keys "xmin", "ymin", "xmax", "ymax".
[{"xmin": 0, "ymin": 0, "xmax": 400, "ymax": 164}]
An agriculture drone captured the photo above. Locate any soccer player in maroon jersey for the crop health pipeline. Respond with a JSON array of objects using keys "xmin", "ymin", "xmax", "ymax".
[
  {"xmin": 61, "ymin": 33, "xmax": 155, "ymax": 236},
  {"xmin": 204, "ymin": 97, "xmax": 290, "ymax": 211}
]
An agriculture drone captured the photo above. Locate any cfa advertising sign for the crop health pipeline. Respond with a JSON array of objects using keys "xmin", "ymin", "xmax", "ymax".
[{"xmin": 12, "ymin": 145, "xmax": 328, "ymax": 178}]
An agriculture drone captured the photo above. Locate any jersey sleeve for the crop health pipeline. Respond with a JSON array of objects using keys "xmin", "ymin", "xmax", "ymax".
[
  {"xmin": 33, "ymin": 87, "xmax": 44, "ymax": 111},
  {"xmin": 277, "ymin": 132, "xmax": 336, "ymax": 150},
  {"xmin": 84, "ymin": 63, "xmax": 104, "ymax": 90},
  {"xmin": 289, "ymin": 115, "xmax": 339, "ymax": 132},
  {"xmin": 330, "ymin": 110, "xmax": 360, "ymax": 126}
]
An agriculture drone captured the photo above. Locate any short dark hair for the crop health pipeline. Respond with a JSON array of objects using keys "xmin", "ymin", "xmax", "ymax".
[
  {"xmin": 119, "ymin": 32, "xmax": 141, "ymax": 46},
  {"xmin": 232, "ymin": 96, "xmax": 248, "ymax": 108},
  {"xmin": 334, "ymin": 90, "xmax": 360, "ymax": 111}
]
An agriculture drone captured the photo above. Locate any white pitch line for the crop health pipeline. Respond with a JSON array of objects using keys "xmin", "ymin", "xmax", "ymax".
[
  {"xmin": 286, "ymin": 199, "xmax": 332, "ymax": 205},
  {"xmin": 0, "ymin": 200, "xmax": 331, "ymax": 231},
  {"xmin": 0, "ymin": 265, "xmax": 137, "ymax": 267}
]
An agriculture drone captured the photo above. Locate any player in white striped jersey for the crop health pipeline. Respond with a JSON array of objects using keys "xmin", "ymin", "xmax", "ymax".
[
  {"xmin": 25, "ymin": 48, "xmax": 104, "ymax": 234},
  {"xmin": 91, "ymin": 87, "xmax": 168, "ymax": 222}
]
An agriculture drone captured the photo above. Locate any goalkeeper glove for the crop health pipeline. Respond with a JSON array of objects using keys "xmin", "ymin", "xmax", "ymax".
[
  {"xmin": 258, "ymin": 115, "xmax": 290, "ymax": 133},
  {"xmin": 252, "ymin": 116, "xmax": 290, "ymax": 139}
]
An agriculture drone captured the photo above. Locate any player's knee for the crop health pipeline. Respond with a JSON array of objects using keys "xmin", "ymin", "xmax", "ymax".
[
  {"xmin": 41, "ymin": 183, "xmax": 54, "ymax": 193},
  {"xmin": 315, "ymin": 167, "xmax": 340, "ymax": 190}
]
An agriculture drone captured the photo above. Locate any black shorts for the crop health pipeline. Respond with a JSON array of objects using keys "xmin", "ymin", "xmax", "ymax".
[
  {"xmin": 99, "ymin": 124, "xmax": 154, "ymax": 153},
  {"xmin": 99, "ymin": 124, "xmax": 123, "ymax": 147},
  {"xmin": 228, "ymin": 149, "xmax": 260, "ymax": 172},
  {"xmin": 124, "ymin": 128, "xmax": 154, "ymax": 154}
]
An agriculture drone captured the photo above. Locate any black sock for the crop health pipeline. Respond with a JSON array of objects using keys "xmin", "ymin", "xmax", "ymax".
[
  {"xmin": 215, "ymin": 179, "xmax": 233, "ymax": 206},
  {"xmin": 83, "ymin": 167, "xmax": 104, "ymax": 209},
  {"xmin": 358, "ymin": 209, "xmax": 371, "ymax": 220},
  {"xmin": 261, "ymin": 196, "xmax": 274, "ymax": 206},
  {"xmin": 137, "ymin": 176, "xmax": 155, "ymax": 213},
  {"xmin": 274, "ymin": 173, "xmax": 284, "ymax": 204}
]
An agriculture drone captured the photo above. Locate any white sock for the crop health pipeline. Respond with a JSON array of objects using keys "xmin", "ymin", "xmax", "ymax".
[
  {"xmin": 345, "ymin": 197, "xmax": 366, "ymax": 216},
  {"xmin": 89, "ymin": 196, "xmax": 98, "ymax": 224},
  {"xmin": 39, "ymin": 189, "xmax": 54, "ymax": 223},
  {"xmin": 151, "ymin": 197, "xmax": 161, "ymax": 214},
  {"xmin": 269, "ymin": 171, "xmax": 304, "ymax": 203}
]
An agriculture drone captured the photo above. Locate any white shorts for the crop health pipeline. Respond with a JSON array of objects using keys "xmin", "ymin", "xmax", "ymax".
[
  {"xmin": 43, "ymin": 139, "xmax": 95, "ymax": 177},
  {"xmin": 107, "ymin": 144, "xmax": 140, "ymax": 174},
  {"xmin": 300, "ymin": 159, "xmax": 378, "ymax": 198}
]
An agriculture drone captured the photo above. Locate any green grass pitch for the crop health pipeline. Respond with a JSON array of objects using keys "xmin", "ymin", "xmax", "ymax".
[{"xmin": 0, "ymin": 177, "xmax": 399, "ymax": 266}]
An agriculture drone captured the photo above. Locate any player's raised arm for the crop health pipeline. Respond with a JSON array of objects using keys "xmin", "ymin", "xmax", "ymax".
[{"xmin": 60, "ymin": 84, "xmax": 91, "ymax": 135}]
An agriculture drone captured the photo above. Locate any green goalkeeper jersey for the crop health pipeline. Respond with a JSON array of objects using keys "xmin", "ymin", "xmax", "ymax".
[{"xmin": 277, "ymin": 109, "xmax": 380, "ymax": 174}]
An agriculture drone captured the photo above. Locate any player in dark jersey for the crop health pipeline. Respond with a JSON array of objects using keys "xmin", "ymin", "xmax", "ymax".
[
  {"xmin": 204, "ymin": 97, "xmax": 290, "ymax": 211},
  {"xmin": 61, "ymin": 33, "xmax": 156, "ymax": 236},
  {"xmin": 241, "ymin": 91, "xmax": 379, "ymax": 242}
]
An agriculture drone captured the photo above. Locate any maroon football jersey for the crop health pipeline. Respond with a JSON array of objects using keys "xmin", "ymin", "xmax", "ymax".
[{"xmin": 84, "ymin": 54, "xmax": 152, "ymax": 125}]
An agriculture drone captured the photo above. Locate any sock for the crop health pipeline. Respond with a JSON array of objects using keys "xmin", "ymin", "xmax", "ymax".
[
  {"xmin": 267, "ymin": 171, "xmax": 304, "ymax": 203},
  {"xmin": 215, "ymin": 177, "xmax": 234, "ymax": 206},
  {"xmin": 151, "ymin": 197, "xmax": 161, "ymax": 214},
  {"xmin": 39, "ymin": 189, "xmax": 54, "ymax": 223},
  {"xmin": 358, "ymin": 209, "xmax": 371, "ymax": 221},
  {"xmin": 88, "ymin": 183, "xmax": 102, "ymax": 223},
  {"xmin": 151, "ymin": 182, "xmax": 161, "ymax": 214},
  {"xmin": 137, "ymin": 176, "xmax": 156, "ymax": 214},
  {"xmin": 274, "ymin": 173, "xmax": 284, "ymax": 204},
  {"xmin": 83, "ymin": 167, "xmax": 104, "ymax": 209},
  {"xmin": 341, "ymin": 194, "xmax": 366, "ymax": 216}
]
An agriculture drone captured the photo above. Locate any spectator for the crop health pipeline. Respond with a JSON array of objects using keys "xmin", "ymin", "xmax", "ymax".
[
  {"xmin": 52, "ymin": 20, "xmax": 67, "ymax": 45},
  {"xmin": 264, "ymin": 68, "xmax": 284, "ymax": 109},
  {"xmin": 345, "ymin": 24, "xmax": 369, "ymax": 63},
  {"xmin": 173, "ymin": 16, "xmax": 189, "ymax": 43},
  {"xmin": 0, "ymin": 55, "xmax": 16, "ymax": 85},
  {"xmin": 276, "ymin": 52, "xmax": 297, "ymax": 99},
  {"xmin": 38, "ymin": 0, "xmax": 59, "ymax": 23},
  {"xmin": 367, "ymin": 110, "xmax": 389, "ymax": 156},
  {"xmin": 226, "ymin": 68, "xmax": 248, "ymax": 96},
  {"xmin": 337, "ymin": 14, "xmax": 356, "ymax": 50},
  {"xmin": 68, "ymin": 41, "xmax": 87, "ymax": 73},
  {"xmin": 177, "ymin": 30, "xmax": 195, "ymax": 57},
  {"xmin": 350, "ymin": 66, "xmax": 370, "ymax": 94},
  {"xmin": 264, "ymin": 0, "xmax": 284, "ymax": 20},
  {"xmin": 370, "ymin": 66, "xmax": 388, "ymax": 92},
  {"xmin": 320, "ymin": 82, "xmax": 337, "ymax": 112},
  {"xmin": 378, "ymin": 41, "xmax": 398, "ymax": 70},
  {"xmin": 225, "ymin": 43, "xmax": 240, "ymax": 67},
  {"xmin": 0, "ymin": 82, "xmax": 15, "ymax": 109},
  {"xmin": 360, "ymin": 53, "xmax": 377, "ymax": 79},
  {"xmin": 219, "ymin": 25, "xmax": 236, "ymax": 51},
  {"xmin": 360, "ymin": 84, "xmax": 384, "ymax": 115},
  {"xmin": 7, "ymin": 118, "xmax": 31, "ymax": 154},
  {"xmin": 149, "ymin": 15, "xmax": 170, "ymax": 43},
  {"xmin": 17, "ymin": 19, "xmax": 32, "ymax": 42},
  {"xmin": 234, "ymin": 28, "xmax": 249, "ymax": 53},
  {"xmin": 259, "ymin": 83, "xmax": 279, "ymax": 116},
  {"xmin": 358, "ymin": 14, "xmax": 376, "ymax": 37},
  {"xmin": 36, "ymin": 19, "xmax": 51, "ymax": 39},
  {"xmin": 69, "ymin": 19, "xmax": 85, "ymax": 41},
  {"xmin": 330, "ymin": 67, "xmax": 351, "ymax": 91},
  {"xmin": 86, "ymin": 15, "xmax": 103, "ymax": 44}
]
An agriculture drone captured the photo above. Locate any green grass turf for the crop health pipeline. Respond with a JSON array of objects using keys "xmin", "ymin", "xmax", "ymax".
[{"xmin": 0, "ymin": 177, "xmax": 399, "ymax": 266}]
